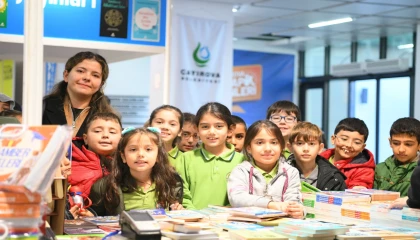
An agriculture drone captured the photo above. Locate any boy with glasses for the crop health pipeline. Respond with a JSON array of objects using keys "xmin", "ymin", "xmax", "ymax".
[
  {"xmin": 177, "ymin": 112, "xmax": 200, "ymax": 152},
  {"xmin": 266, "ymin": 100, "xmax": 300, "ymax": 159},
  {"xmin": 375, "ymin": 118, "xmax": 420, "ymax": 199},
  {"xmin": 320, "ymin": 118, "xmax": 375, "ymax": 189}
]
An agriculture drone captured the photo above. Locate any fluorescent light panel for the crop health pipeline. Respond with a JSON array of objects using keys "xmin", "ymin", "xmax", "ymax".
[
  {"xmin": 308, "ymin": 17, "xmax": 353, "ymax": 28},
  {"xmin": 398, "ymin": 43, "xmax": 414, "ymax": 49}
]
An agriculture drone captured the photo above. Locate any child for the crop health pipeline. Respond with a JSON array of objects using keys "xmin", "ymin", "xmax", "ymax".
[
  {"xmin": 176, "ymin": 102, "xmax": 244, "ymax": 210},
  {"xmin": 407, "ymin": 161, "xmax": 420, "ymax": 208},
  {"xmin": 288, "ymin": 122, "xmax": 346, "ymax": 191},
  {"xmin": 0, "ymin": 93, "xmax": 15, "ymax": 112},
  {"xmin": 177, "ymin": 112, "xmax": 199, "ymax": 152},
  {"xmin": 149, "ymin": 105, "xmax": 184, "ymax": 166},
  {"xmin": 227, "ymin": 115, "xmax": 247, "ymax": 153},
  {"xmin": 89, "ymin": 127, "xmax": 184, "ymax": 216},
  {"xmin": 266, "ymin": 100, "xmax": 300, "ymax": 159},
  {"xmin": 68, "ymin": 112, "xmax": 122, "ymax": 198},
  {"xmin": 320, "ymin": 118, "xmax": 375, "ymax": 189},
  {"xmin": 0, "ymin": 110, "xmax": 22, "ymax": 122},
  {"xmin": 228, "ymin": 120, "xmax": 304, "ymax": 219},
  {"xmin": 374, "ymin": 117, "xmax": 420, "ymax": 197}
]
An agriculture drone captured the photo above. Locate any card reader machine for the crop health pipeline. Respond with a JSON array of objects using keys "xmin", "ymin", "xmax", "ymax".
[{"xmin": 120, "ymin": 210, "xmax": 161, "ymax": 240}]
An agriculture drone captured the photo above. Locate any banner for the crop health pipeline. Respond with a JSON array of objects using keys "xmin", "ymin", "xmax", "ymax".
[
  {"xmin": 45, "ymin": 62, "xmax": 57, "ymax": 96},
  {"xmin": 232, "ymin": 50, "xmax": 294, "ymax": 126},
  {"xmin": 170, "ymin": 15, "xmax": 229, "ymax": 113},
  {"xmin": 0, "ymin": 60, "xmax": 14, "ymax": 98}
]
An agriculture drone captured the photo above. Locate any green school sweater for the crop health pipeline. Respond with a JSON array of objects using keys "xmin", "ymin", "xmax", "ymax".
[
  {"xmin": 176, "ymin": 144, "xmax": 244, "ymax": 210},
  {"xmin": 168, "ymin": 146, "xmax": 183, "ymax": 167},
  {"xmin": 374, "ymin": 155, "xmax": 418, "ymax": 197}
]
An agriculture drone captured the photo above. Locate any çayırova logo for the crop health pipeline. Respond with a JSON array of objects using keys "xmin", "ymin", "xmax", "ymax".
[{"xmin": 193, "ymin": 42, "xmax": 210, "ymax": 67}]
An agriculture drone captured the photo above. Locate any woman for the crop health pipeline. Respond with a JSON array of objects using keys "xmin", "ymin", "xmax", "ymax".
[{"xmin": 43, "ymin": 51, "xmax": 115, "ymax": 137}]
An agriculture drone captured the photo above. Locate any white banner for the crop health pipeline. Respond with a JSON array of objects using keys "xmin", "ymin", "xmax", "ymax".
[{"xmin": 169, "ymin": 15, "xmax": 230, "ymax": 113}]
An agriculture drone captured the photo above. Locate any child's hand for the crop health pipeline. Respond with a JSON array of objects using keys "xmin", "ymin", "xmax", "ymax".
[
  {"xmin": 170, "ymin": 202, "xmax": 184, "ymax": 210},
  {"xmin": 352, "ymin": 186, "xmax": 367, "ymax": 190},
  {"xmin": 267, "ymin": 201, "xmax": 288, "ymax": 211},
  {"xmin": 388, "ymin": 197, "xmax": 408, "ymax": 209},
  {"xmin": 284, "ymin": 202, "xmax": 304, "ymax": 219},
  {"xmin": 69, "ymin": 205, "xmax": 94, "ymax": 219}
]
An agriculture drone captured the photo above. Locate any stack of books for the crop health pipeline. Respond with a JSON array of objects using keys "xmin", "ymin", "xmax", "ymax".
[
  {"xmin": 302, "ymin": 192, "xmax": 317, "ymax": 219},
  {"xmin": 340, "ymin": 202, "xmax": 372, "ymax": 223},
  {"xmin": 370, "ymin": 202, "xmax": 403, "ymax": 226},
  {"xmin": 402, "ymin": 207, "xmax": 420, "ymax": 228},
  {"xmin": 272, "ymin": 219, "xmax": 349, "ymax": 240},
  {"xmin": 160, "ymin": 218, "xmax": 219, "ymax": 240},
  {"xmin": 229, "ymin": 229, "xmax": 288, "ymax": 240},
  {"xmin": 314, "ymin": 191, "xmax": 371, "ymax": 222},
  {"xmin": 345, "ymin": 189, "xmax": 400, "ymax": 202},
  {"xmin": 340, "ymin": 226, "xmax": 418, "ymax": 240},
  {"xmin": 226, "ymin": 207, "xmax": 287, "ymax": 223}
]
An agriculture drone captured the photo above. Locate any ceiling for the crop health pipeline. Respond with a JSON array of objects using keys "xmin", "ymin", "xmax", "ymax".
[{"xmin": 197, "ymin": 0, "xmax": 420, "ymax": 50}]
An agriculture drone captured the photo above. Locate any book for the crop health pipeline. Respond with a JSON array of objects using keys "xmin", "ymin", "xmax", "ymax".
[
  {"xmin": 166, "ymin": 210, "xmax": 205, "ymax": 222},
  {"xmin": 161, "ymin": 230, "xmax": 218, "ymax": 240},
  {"xmin": 64, "ymin": 219, "xmax": 97, "ymax": 228},
  {"xmin": 229, "ymin": 229, "xmax": 288, "ymax": 240},
  {"xmin": 301, "ymin": 181, "xmax": 321, "ymax": 193},
  {"xmin": 345, "ymin": 189, "xmax": 400, "ymax": 201},
  {"xmin": 228, "ymin": 207, "xmax": 287, "ymax": 219},
  {"xmin": 316, "ymin": 191, "xmax": 371, "ymax": 205},
  {"xmin": 159, "ymin": 221, "xmax": 201, "ymax": 234},
  {"xmin": 81, "ymin": 216, "xmax": 119, "ymax": 226},
  {"xmin": 63, "ymin": 227, "xmax": 107, "ymax": 235},
  {"xmin": 275, "ymin": 219, "xmax": 350, "ymax": 235},
  {"xmin": 213, "ymin": 221, "xmax": 265, "ymax": 231}
]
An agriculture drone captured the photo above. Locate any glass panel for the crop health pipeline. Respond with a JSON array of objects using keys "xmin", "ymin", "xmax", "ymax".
[
  {"xmin": 328, "ymin": 79, "xmax": 349, "ymax": 148},
  {"xmin": 378, "ymin": 77, "xmax": 410, "ymax": 163},
  {"xmin": 305, "ymin": 46, "xmax": 325, "ymax": 77},
  {"xmin": 331, "ymin": 43, "xmax": 351, "ymax": 66},
  {"xmin": 305, "ymin": 88, "xmax": 323, "ymax": 129},
  {"xmin": 387, "ymin": 33, "xmax": 414, "ymax": 68},
  {"xmin": 349, "ymin": 79, "xmax": 377, "ymax": 157},
  {"xmin": 357, "ymin": 38, "xmax": 380, "ymax": 62}
]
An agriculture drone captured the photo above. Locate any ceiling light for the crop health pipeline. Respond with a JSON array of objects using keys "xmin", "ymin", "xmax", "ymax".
[
  {"xmin": 308, "ymin": 17, "xmax": 353, "ymax": 28},
  {"xmin": 232, "ymin": 6, "xmax": 240, "ymax": 12},
  {"xmin": 398, "ymin": 43, "xmax": 414, "ymax": 49}
]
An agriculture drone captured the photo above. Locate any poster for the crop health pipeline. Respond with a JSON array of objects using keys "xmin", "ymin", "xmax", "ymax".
[
  {"xmin": 100, "ymin": 0, "xmax": 128, "ymax": 38},
  {"xmin": 131, "ymin": 0, "xmax": 160, "ymax": 42},
  {"xmin": 233, "ymin": 50, "xmax": 295, "ymax": 126}
]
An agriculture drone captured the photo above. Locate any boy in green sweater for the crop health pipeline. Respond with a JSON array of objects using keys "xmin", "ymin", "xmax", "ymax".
[{"xmin": 374, "ymin": 117, "xmax": 420, "ymax": 198}]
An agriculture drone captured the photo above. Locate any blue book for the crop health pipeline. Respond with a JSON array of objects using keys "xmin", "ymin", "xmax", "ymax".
[{"xmin": 228, "ymin": 207, "xmax": 287, "ymax": 218}]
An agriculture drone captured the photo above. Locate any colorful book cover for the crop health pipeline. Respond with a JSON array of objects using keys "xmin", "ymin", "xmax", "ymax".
[
  {"xmin": 213, "ymin": 221, "xmax": 265, "ymax": 231},
  {"xmin": 229, "ymin": 207, "xmax": 287, "ymax": 218},
  {"xmin": 345, "ymin": 189, "xmax": 400, "ymax": 201},
  {"xmin": 316, "ymin": 191, "xmax": 371, "ymax": 205},
  {"xmin": 166, "ymin": 210, "xmax": 205, "ymax": 221},
  {"xmin": 301, "ymin": 181, "xmax": 321, "ymax": 193},
  {"xmin": 63, "ymin": 227, "xmax": 107, "ymax": 235},
  {"xmin": 81, "ymin": 216, "xmax": 119, "ymax": 226}
]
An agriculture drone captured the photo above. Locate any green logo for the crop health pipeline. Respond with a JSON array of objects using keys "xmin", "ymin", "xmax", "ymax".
[{"xmin": 193, "ymin": 42, "xmax": 210, "ymax": 67}]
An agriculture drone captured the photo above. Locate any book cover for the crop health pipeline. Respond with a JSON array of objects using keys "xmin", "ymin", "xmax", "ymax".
[
  {"xmin": 161, "ymin": 230, "xmax": 218, "ymax": 240},
  {"xmin": 63, "ymin": 227, "xmax": 107, "ymax": 235},
  {"xmin": 213, "ymin": 221, "xmax": 265, "ymax": 231},
  {"xmin": 228, "ymin": 207, "xmax": 287, "ymax": 218},
  {"xmin": 81, "ymin": 216, "xmax": 119, "ymax": 226},
  {"xmin": 166, "ymin": 210, "xmax": 205, "ymax": 221},
  {"xmin": 64, "ymin": 219, "xmax": 97, "ymax": 228},
  {"xmin": 345, "ymin": 189, "xmax": 400, "ymax": 201},
  {"xmin": 229, "ymin": 229, "xmax": 288, "ymax": 240},
  {"xmin": 316, "ymin": 191, "xmax": 371, "ymax": 205}
]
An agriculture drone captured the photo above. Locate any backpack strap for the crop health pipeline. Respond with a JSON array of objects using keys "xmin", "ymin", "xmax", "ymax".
[{"xmin": 249, "ymin": 166, "xmax": 254, "ymax": 194}]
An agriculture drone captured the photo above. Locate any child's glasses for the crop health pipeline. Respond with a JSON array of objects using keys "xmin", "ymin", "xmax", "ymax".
[
  {"xmin": 334, "ymin": 135, "xmax": 364, "ymax": 148},
  {"xmin": 269, "ymin": 115, "xmax": 297, "ymax": 123},
  {"xmin": 181, "ymin": 131, "xmax": 199, "ymax": 140}
]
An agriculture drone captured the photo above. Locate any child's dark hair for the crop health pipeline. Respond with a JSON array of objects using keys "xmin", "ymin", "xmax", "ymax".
[
  {"xmin": 0, "ymin": 110, "xmax": 22, "ymax": 118},
  {"xmin": 289, "ymin": 122, "xmax": 323, "ymax": 144},
  {"xmin": 390, "ymin": 117, "xmax": 420, "ymax": 143},
  {"xmin": 266, "ymin": 100, "xmax": 301, "ymax": 121},
  {"xmin": 183, "ymin": 112, "xmax": 196, "ymax": 125},
  {"xmin": 149, "ymin": 105, "xmax": 184, "ymax": 131},
  {"xmin": 232, "ymin": 115, "xmax": 247, "ymax": 131},
  {"xmin": 195, "ymin": 102, "xmax": 233, "ymax": 127},
  {"xmin": 85, "ymin": 112, "xmax": 122, "ymax": 132},
  {"xmin": 103, "ymin": 128, "xmax": 179, "ymax": 214},
  {"xmin": 243, "ymin": 120, "xmax": 285, "ymax": 161},
  {"xmin": 334, "ymin": 118, "xmax": 369, "ymax": 142}
]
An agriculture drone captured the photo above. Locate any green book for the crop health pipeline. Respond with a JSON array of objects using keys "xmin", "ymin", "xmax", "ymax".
[{"xmin": 301, "ymin": 181, "xmax": 321, "ymax": 193}]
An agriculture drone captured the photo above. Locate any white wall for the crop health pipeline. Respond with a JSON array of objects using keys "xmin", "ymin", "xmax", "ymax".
[
  {"xmin": 105, "ymin": 57, "xmax": 150, "ymax": 96},
  {"xmin": 415, "ymin": 24, "xmax": 420, "ymax": 120}
]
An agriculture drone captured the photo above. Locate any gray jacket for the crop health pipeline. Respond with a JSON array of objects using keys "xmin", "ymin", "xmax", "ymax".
[{"xmin": 227, "ymin": 159, "xmax": 302, "ymax": 208}]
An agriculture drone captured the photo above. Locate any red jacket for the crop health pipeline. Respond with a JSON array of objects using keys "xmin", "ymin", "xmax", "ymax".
[
  {"xmin": 320, "ymin": 148, "xmax": 375, "ymax": 189},
  {"xmin": 68, "ymin": 138, "xmax": 110, "ymax": 198}
]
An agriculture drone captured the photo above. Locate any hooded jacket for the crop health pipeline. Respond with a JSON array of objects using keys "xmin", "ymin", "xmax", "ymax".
[
  {"xmin": 68, "ymin": 137, "xmax": 110, "ymax": 198},
  {"xmin": 407, "ymin": 161, "xmax": 420, "ymax": 208},
  {"xmin": 227, "ymin": 159, "xmax": 302, "ymax": 208},
  {"xmin": 320, "ymin": 148, "xmax": 375, "ymax": 189},
  {"xmin": 289, "ymin": 155, "xmax": 347, "ymax": 191},
  {"xmin": 374, "ymin": 155, "xmax": 417, "ymax": 197}
]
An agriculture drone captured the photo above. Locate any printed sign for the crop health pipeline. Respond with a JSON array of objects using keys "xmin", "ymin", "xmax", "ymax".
[
  {"xmin": 233, "ymin": 65, "xmax": 262, "ymax": 102},
  {"xmin": 0, "ymin": 0, "xmax": 6, "ymax": 28}
]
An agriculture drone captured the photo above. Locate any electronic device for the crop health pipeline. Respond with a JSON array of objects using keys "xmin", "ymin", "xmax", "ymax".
[{"xmin": 119, "ymin": 210, "xmax": 161, "ymax": 240}]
